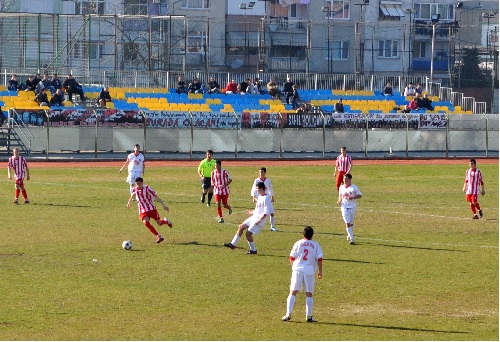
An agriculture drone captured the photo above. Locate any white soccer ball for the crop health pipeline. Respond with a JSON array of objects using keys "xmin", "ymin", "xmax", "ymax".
[{"xmin": 122, "ymin": 240, "xmax": 132, "ymax": 250}]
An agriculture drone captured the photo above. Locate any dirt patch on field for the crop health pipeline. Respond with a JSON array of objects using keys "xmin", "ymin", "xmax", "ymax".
[{"xmin": 28, "ymin": 158, "xmax": 497, "ymax": 169}]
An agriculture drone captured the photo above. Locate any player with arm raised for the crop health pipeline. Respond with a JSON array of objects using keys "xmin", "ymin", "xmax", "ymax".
[{"xmin": 251, "ymin": 167, "xmax": 277, "ymax": 231}]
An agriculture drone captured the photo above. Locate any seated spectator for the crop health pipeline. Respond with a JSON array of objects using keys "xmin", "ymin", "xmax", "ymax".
[
  {"xmin": 418, "ymin": 93, "xmax": 434, "ymax": 111},
  {"xmin": 62, "ymin": 74, "xmax": 85, "ymax": 102},
  {"xmin": 296, "ymin": 102, "xmax": 309, "ymax": 114},
  {"xmin": 34, "ymin": 88, "xmax": 49, "ymax": 107},
  {"xmin": 35, "ymin": 79, "xmax": 45, "ymax": 95},
  {"xmin": 403, "ymin": 82, "xmax": 416, "ymax": 97},
  {"xmin": 415, "ymin": 82, "xmax": 423, "ymax": 95},
  {"xmin": 335, "ymin": 98, "xmax": 345, "ymax": 113},
  {"xmin": 267, "ymin": 77, "xmax": 279, "ymax": 99},
  {"xmin": 33, "ymin": 74, "xmax": 42, "ymax": 89},
  {"xmin": 50, "ymin": 89, "xmax": 65, "ymax": 107},
  {"xmin": 25, "ymin": 75, "xmax": 36, "ymax": 92},
  {"xmin": 225, "ymin": 79, "xmax": 238, "ymax": 94},
  {"xmin": 253, "ymin": 78, "xmax": 263, "ymax": 94},
  {"xmin": 176, "ymin": 76, "xmax": 187, "ymax": 94},
  {"xmin": 402, "ymin": 95, "xmax": 419, "ymax": 113},
  {"xmin": 41, "ymin": 74, "xmax": 56, "ymax": 94},
  {"xmin": 383, "ymin": 82, "xmax": 393, "ymax": 96},
  {"xmin": 188, "ymin": 78, "xmax": 202, "ymax": 94},
  {"xmin": 291, "ymin": 85, "xmax": 300, "ymax": 109},
  {"xmin": 237, "ymin": 78, "xmax": 251, "ymax": 94},
  {"xmin": 51, "ymin": 73, "xmax": 63, "ymax": 92},
  {"xmin": 283, "ymin": 77, "xmax": 295, "ymax": 104},
  {"xmin": 8, "ymin": 74, "xmax": 23, "ymax": 91},
  {"xmin": 97, "ymin": 87, "xmax": 112, "ymax": 107},
  {"xmin": 207, "ymin": 77, "xmax": 221, "ymax": 94}
]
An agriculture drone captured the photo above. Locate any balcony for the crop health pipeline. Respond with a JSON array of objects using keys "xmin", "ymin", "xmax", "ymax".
[
  {"xmin": 268, "ymin": 17, "xmax": 307, "ymax": 32},
  {"xmin": 413, "ymin": 59, "xmax": 449, "ymax": 71}
]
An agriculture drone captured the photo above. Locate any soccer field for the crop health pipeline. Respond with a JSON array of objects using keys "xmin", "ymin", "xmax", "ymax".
[{"xmin": 0, "ymin": 160, "xmax": 498, "ymax": 340}]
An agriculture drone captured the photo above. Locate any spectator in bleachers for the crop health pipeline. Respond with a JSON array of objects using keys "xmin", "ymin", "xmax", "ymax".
[
  {"xmin": 253, "ymin": 78, "xmax": 263, "ymax": 94},
  {"xmin": 50, "ymin": 89, "xmax": 64, "ymax": 107},
  {"xmin": 403, "ymin": 82, "xmax": 416, "ymax": 96},
  {"xmin": 296, "ymin": 102, "xmax": 309, "ymax": 114},
  {"xmin": 176, "ymin": 76, "xmax": 188, "ymax": 94},
  {"xmin": 41, "ymin": 74, "xmax": 55, "ymax": 94},
  {"xmin": 283, "ymin": 77, "xmax": 295, "ymax": 105},
  {"xmin": 97, "ymin": 87, "xmax": 112, "ymax": 107},
  {"xmin": 402, "ymin": 95, "xmax": 419, "ymax": 113},
  {"xmin": 383, "ymin": 82, "xmax": 393, "ymax": 96},
  {"xmin": 25, "ymin": 75, "xmax": 36, "ymax": 92},
  {"xmin": 35, "ymin": 79, "xmax": 45, "ymax": 95},
  {"xmin": 267, "ymin": 77, "xmax": 279, "ymax": 100},
  {"xmin": 335, "ymin": 98, "xmax": 345, "ymax": 113},
  {"xmin": 51, "ymin": 73, "xmax": 63, "ymax": 92},
  {"xmin": 34, "ymin": 88, "xmax": 49, "ymax": 107},
  {"xmin": 62, "ymin": 74, "xmax": 85, "ymax": 102},
  {"xmin": 33, "ymin": 74, "xmax": 42, "ymax": 89},
  {"xmin": 237, "ymin": 78, "xmax": 251, "ymax": 94},
  {"xmin": 292, "ymin": 84, "xmax": 300, "ymax": 109},
  {"xmin": 188, "ymin": 78, "xmax": 202, "ymax": 94},
  {"xmin": 207, "ymin": 77, "xmax": 221, "ymax": 94},
  {"xmin": 8, "ymin": 74, "xmax": 23, "ymax": 91},
  {"xmin": 415, "ymin": 82, "xmax": 423, "ymax": 95},
  {"xmin": 225, "ymin": 79, "xmax": 238, "ymax": 94},
  {"xmin": 418, "ymin": 93, "xmax": 434, "ymax": 111}
]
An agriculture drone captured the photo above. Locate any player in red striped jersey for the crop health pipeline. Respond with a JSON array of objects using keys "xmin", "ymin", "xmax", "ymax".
[
  {"xmin": 7, "ymin": 148, "xmax": 30, "ymax": 204},
  {"xmin": 463, "ymin": 159, "xmax": 485, "ymax": 219},
  {"xmin": 333, "ymin": 146, "xmax": 352, "ymax": 192},
  {"xmin": 127, "ymin": 177, "xmax": 173, "ymax": 243},
  {"xmin": 211, "ymin": 160, "xmax": 233, "ymax": 223}
]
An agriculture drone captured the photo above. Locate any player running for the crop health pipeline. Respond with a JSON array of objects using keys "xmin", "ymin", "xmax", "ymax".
[
  {"xmin": 127, "ymin": 177, "xmax": 173, "ymax": 243},
  {"xmin": 250, "ymin": 167, "xmax": 277, "ymax": 231},
  {"xmin": 463, "ymin": 159, "xmax": 486, "ymax": 219}
]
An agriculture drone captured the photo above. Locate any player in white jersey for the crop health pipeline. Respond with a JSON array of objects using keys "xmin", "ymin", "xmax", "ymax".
[
  {"xmin": 7, "ymin": 148, "xmax": 30, "ymax": 204},
  {"xmin": 224, "ymin": 182, "xmax": 273, "ymax": 254},
  {"xmin": 127, "ymin": 177, "xmax": 172, "ymax": 243},
  {"xmin": 282, "ymin": 226, "xmax": 323, "ymax": 323},
  {"xmin": 463, "ymin": 159, "xmax": 485, "ymax": 219},
  {"xmin": 337, "ymin": 173, "xmax": 362, "ymax": 245},
  {"xmin": 251, "ymin": 167, "xmax": 277, "ymax": 231},
  {"xmin": 119, "ymin": 144, "xmax": 145, "ymax": 196}
]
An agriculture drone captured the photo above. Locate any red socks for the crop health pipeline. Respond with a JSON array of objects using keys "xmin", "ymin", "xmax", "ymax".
[
  {"xmin": 144, "ymin": 221, "xmax": 159, "ymax": 236},
  {"xmin": 217, "ymin": 206, "xmax": 223, "ymax": 218},
  {"xmin": 15, "ymin": 189, "xmax": 20, "ymax": 199}
]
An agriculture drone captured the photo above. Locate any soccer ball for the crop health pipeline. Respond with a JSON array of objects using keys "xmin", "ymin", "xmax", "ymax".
[{"xmin": 122, "ymin": 240, "xmax": 132, "ymax": 250}]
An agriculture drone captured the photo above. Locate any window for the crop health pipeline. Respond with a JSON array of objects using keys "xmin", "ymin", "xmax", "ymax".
[
  {"xmin": 124, "ymin": 43, "xmax": 141, "ymax": 61},
  {"xmin": 325, "ymin": 1, "xmax": 350, "ymax": 20},
  {"xmin": 332, "ymin": 41, "xmax": 349, "ymax": 59},
  {"xmin": 378, "ymin": 40, "xmax": 399, "ymax": 58},
  {"xmin": 183, "ymin": 32, "xmax": 206, "ymax": 54},
  {"xmin": 124, "ymin": 0, "xmax": 148, "ymax": 15},
  {"xmin": 72, "ymin": 41, "xmax": 103, "ymax": 60},
  {"xmin": 75, "ymin": 0, "xmax": 104, "ymax": 15},
  {"xmin": 413, "ymin": 41, "xmax": 426, "ymax": 58},
  {"xmin": 379, "ymin": 1, "xmax": 405, "ymax": 20},
  {"xmin": 181, "ymin": 0, "xmax": 209, "ymax": 10},
  {"xmin": 414, "ymin": 3, "xmax": 454, "ymax": 20}
]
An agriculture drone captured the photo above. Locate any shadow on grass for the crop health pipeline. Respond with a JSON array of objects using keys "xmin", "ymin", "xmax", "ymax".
[
  {"xmin": 285, "ymin": 321, "xmax": 468, "ymax": 334},
  {"xmin": 32, "ymin": 202, "xmax": 92, "ymax": 208},
  {"xmin": 362, "ymin": 241, "xmax": 468, "ymax": 252}
]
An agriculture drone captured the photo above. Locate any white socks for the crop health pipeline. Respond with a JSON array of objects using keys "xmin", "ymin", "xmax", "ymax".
[
  {"xmin": 248, "ymin": 241, "xmax": 256, "ymax": 251},
  {"xmin": 306, "ymin": 297, "xmax": 313, "ymax": 317},
  {"xmin": 231, "ymin": 234, "xmax": 241, "ymax": 246},
  {"xmin": 286, "ymin": 294, "xmax": 296, "ymax": 316},
  {"xmin": 270, "ymin": 215, "xmax": 276, "ymax": 226},
  {"xmin": 346, "ymin": 226, "xmax": 354, "ymax": 240}
]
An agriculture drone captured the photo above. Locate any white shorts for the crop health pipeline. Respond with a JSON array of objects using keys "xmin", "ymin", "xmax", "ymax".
[
  {"xmin": 245, "ymin": 217, "xmax": 266, "ymax": 236},
  {"xmin": 126, "ymin": 171, "xmax": 142, "ymax": 185},
  {"xmin": 341, "ymin": 207, "xmax": 357, "ymax": 224},
  {"xmin": 290, "ymin": 270, "xmax": 315, "ymax": 293}
]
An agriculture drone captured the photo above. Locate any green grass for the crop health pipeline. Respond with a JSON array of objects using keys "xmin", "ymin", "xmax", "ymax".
[{"xmin": 0, "ymin": 163, "xmax": 498, "ymax": 340}]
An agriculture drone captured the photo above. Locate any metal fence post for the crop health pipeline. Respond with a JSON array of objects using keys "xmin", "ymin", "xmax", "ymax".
[
  {"xmin": 405, "ymin": 113, "xmax": 409, "ymax": 158},
  {"xmin": 364, "ymin": 113, "xmax": 368, "ymax": 158},
  {"xmin": 94, "ymin": 109, "xmax": 98, "ymax": 159},
  {"xmin": 484, "ymin": 113, "xmax": 489, "ymax": 158},
  {"xmin": 189, "ymin": 111, "xmax": 194, "ymax": 159},
  {"xmin": 320, "ymin": 111, "xmax": 326, "ymax": 159},
  {"xmin": 45, "ymin": 110, "xmax": 50, "ymax": 160},
  {"xmin": 279, "ymin": 111, "xmax": 284, "ymax": 158},
  {"xmin": 232, "ymin": 110, "xmax": 239, "ymax": 159},
  {"xmin": 445, "ymin": 114, "xmax": 449, "ymax": 158},
  {"xmin": 141, "ymin": 110, "xmax": 146, "ymax": 157}
]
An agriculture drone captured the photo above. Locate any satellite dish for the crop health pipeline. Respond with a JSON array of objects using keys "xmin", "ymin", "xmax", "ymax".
[{"xmin": 231, "ymin": 59, "xmax": 244, "ymax": 69}]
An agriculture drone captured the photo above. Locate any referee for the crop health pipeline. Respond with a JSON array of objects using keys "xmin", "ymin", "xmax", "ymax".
[{"xmin": 198, "ymin": 149, "xmax": 216, "ymax": 206}]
